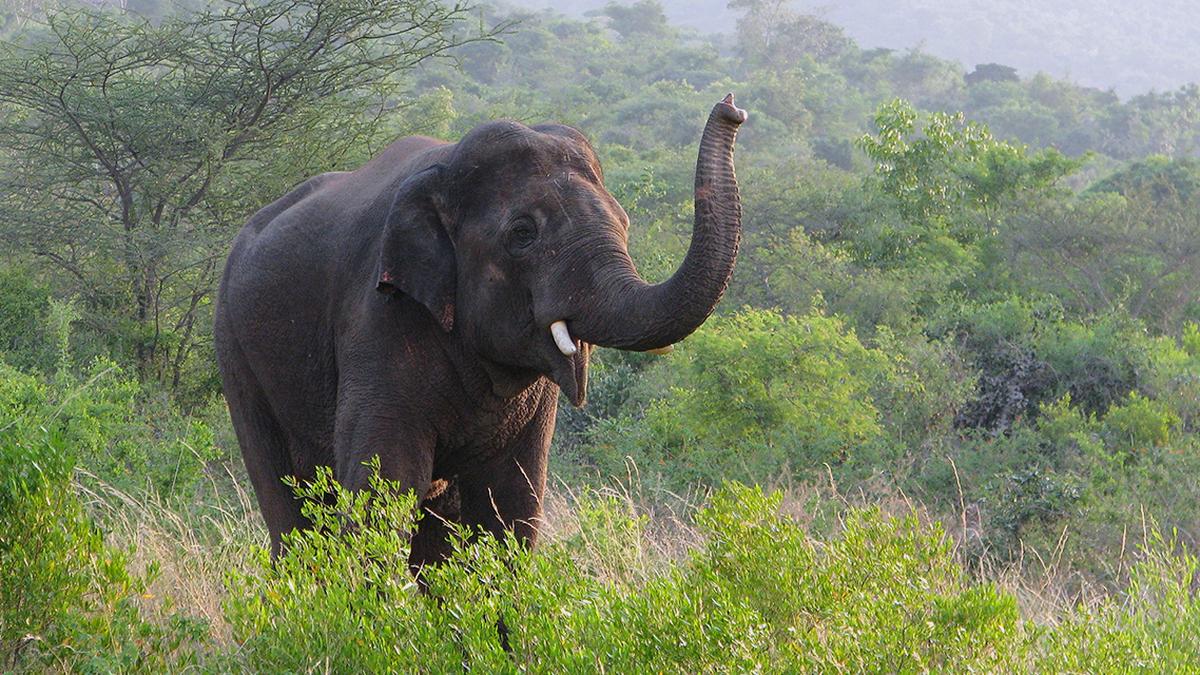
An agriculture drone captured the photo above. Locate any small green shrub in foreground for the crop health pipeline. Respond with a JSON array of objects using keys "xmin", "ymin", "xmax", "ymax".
[
  {"xmin": 224, "ymin": 473, "xmax": 1021, "ymax": 672},
  {"xmin": 220, "ymin": 469, "xmax": 1200, "ymax": 673},
  {"xmin": 7, "ymin": 449, "xmax": 1200, "ymax": 672},
  {"xmin": 222, "ymin": 463, "xmax": 463, "ymax": 671},
  {"xmin": 1034, "ymin": 531, "xmax": 1200, "ymax": 672},
  {"xmin": 0, "ymin": 362, "xmax": 208, "ymax": 671}
]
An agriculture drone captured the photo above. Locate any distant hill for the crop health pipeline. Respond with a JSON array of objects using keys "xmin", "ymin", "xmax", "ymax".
[
  {"xmin": 799, "ymin": 0, "xmax": 1199, "ymax": 97},
  {"xmin": 509, "ymin": 0, "xmax": 1200, "ymax": 97}
]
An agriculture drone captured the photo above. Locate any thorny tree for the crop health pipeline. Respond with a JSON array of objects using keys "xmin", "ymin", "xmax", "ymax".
[{"xmin": 0, "ymin": 0, "xmax": 493, "ymax": 392}]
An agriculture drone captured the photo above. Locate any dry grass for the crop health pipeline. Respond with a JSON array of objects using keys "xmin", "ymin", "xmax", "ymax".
[
  {"xmin": 76, "ymin": 465, "xmax": 263, "ymax": 644},
  {"xmin": 544, "ymin": 460, "xmax": 706, "ymax": 560}
]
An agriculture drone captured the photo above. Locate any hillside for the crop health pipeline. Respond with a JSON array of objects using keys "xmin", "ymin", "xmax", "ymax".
[
  {"xmin": 512, "ymin": 0, "xmax": 1200, "ymax": 97},
  {"xmin": 10, "ymin": 0, "xmax": 1200, "ymax": 95},
  {"xmin": 803, "ymin": 0, "xmax": 1200, "ymax": 97}
]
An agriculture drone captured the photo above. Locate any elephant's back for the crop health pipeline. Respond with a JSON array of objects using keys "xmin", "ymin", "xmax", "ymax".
[
  {"xmin": 214, "ymin": 172, "xmax": 353, "ymax": 462},
  {"xmin": 222, "ymin": 136, "xmax": 452, "ymax": 297},
  {"xmin": 214, "ymin": 136, "xmax": 453, "ymax": 451},
  {"xmin": 217, "ymin": 171, "xmax": 347, "ymax": 337}
]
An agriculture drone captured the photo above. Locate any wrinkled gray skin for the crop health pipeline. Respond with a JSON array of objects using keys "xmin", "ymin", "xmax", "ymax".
[{"xmin": 214, "ymin": 96, "xmax": 746, "ymax": 569}]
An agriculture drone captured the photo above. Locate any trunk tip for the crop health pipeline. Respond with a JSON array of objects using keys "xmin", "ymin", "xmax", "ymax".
[{"xmin": 716, "ymin": 93, "xmax": 748, "ymax": 124}]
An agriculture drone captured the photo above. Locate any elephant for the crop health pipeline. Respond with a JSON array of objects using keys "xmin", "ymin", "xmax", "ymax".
[{"xmin": 213, "ymin": 94, "xmax": 747, "ymax": 568}]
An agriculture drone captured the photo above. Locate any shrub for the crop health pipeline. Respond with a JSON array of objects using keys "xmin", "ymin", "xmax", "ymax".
[
  {"xmin": 1033, "ymin": 531, "xmax": 1200, "ymax": 671},
  {"xmin": 987, "ymin": 463, "xmax": 1082, "ymax": 545},
  {"xmin": 1184, "ymin": 322, "xmax": 1200, "ymax": 357},
  {"xmin": 1035, "ymin": 315, "xmax": 1153, "ymax": 416},
  {"xmin": 941, "ymin": 300, "xmax": 1175, "ymax": 432},
  {"xmin": 1101, "ymin": 392, "xmax": 1180, "ymax": 454},
  {"xmin": 223, "ymin": 462, "xmax": 465, "ymax": 672},
  {"xmin": 693, "ymin": 484, "xmax": 1021, "ymax": 672},
  {"xmin": 1143, "ymin": 323, "xmax": 1200, "ymax": 432},
  {"xmin": 937, "ymin": 296, "xmax": 1060, "ymax": 432},
  {"xmin": 0, "ymin": 267, "xmax": 52, "ymax": 372},
  {"xmin": 221, "ymin": 467, "xmax": 1035, "ymax": 672},
  {"xmin": 581, "ymin": 308, "xmax": 893, "ymax": 487},
  {"xmin": 0, "ymin": 363, "xmax": 207, "ymax": 670},
  {"xmin": 0, "ymin": 355, "xmax": 221, "ymax": 496},
  {"xmin": 7, "ymin": 424, "xmax": 1200, "ymax": 671},
  {"xmin": 869, "ymin": 326, "xmax": 976, "ymax": 449}
]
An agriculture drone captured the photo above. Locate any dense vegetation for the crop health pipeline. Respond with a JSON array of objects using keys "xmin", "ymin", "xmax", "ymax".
[{"xmin": 2, "ymin": 0, "xmax": 1199, "ymax": 670}]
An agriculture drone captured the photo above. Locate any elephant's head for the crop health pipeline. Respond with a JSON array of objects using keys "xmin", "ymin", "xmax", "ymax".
[{"xmin": 377, "ymin": 95, "xmax": 747, "ymax": 406}]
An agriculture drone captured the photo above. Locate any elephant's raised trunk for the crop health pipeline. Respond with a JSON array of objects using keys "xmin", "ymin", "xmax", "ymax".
[{"xmin": 568, "ymin": 94, "xmax": 746, "ymax": 352}]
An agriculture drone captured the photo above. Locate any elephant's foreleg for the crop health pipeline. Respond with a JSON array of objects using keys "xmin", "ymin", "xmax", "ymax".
[
  {"xmin": 458, "ymin": 392, "xmax": 555, "ymax": 547},
  {"xmin": 331, "ymin": 388, "xmax": 444, "ymax": 571},
  {"xmin": 332, "ymin": 379, "xmax": 437, "ymax": 491},
  {"xmin": 409, "ymin": 476, "xmax": 461, "ymax": 574}
]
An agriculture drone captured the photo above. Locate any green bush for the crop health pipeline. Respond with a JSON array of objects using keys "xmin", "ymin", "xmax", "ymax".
[
  {"xmin": 0, "ymin": 354, "xmax": 222, "ymax": 497},
  {"xmin": 0, "ymin": 363, "xmax": 207, "ymax": 670},
  {"xmin": 224, "ymin": 471, "xmax": 1030, "ymax": 672},
  {"xmin": 987, "ymin": 463, "xmax": 1082, "ymax": 546},
  {"xmin": 0, "ymin": 267, "xmax": 52, "ymax": 372},
  {"xmin": 1102, "ymin": 392, "xmax": 1180, "ymax": 454},
  {"xmin": 223, "ymin": 462, "xmax": 464, "ymax": 671},
  {"xmin": 5, "ymin": 406, "xmax": 1200, "ymax": 671},
  {"xmin": 870, "ymin": 325, "xmax": 976, "ymax": 449},
  {"xmin": 1034, "ymin": 531, "xmax": 1200, "ymax": 671},
  {"xmin": 691, "ymin": 485, "xmax": 1020, "ymax": 672},
  {"xmin": 938, "ymin": 299, "xmax": 1183, "ymax": 433},
  {"xmin": 1143, "ymin": 323, "xmax": 1200, "ymax": 431},
  {"xmin": 1035, "ymin": 314, "xmax": 1154, "ymax": 416},
  {"xmin": 581, "ymin": 308, "xmax": 893, "ymax": 487},
  {"xmin": 1183, "ymin": 322, "xmax": 1200, "ymax": 356}
]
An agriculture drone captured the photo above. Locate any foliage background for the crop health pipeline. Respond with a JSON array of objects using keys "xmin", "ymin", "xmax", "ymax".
[{"xmin": 2, "ymin": 0, "xmax": 1199, "ymax": 670}]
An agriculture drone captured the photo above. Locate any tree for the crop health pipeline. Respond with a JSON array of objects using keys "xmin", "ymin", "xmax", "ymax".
[
  {"xmin": 600, "ymin": 0, "xmax": 669, "ymax": 39},
  {"xmin": 0, "ymin": 0, "xmax": 490, "ymax": 392},
  {"xmin": 1005, "ymin": 189, "xmax": 1200, "ymax": 330},
  {"xmin": 853, "ymin": 99, "xmax": 1076, "ymax": 268},
  {"xmin": 966, "ymin": 63, "xmax": 1019, "ymax": 86},
  {"xmin": 730, "ymin": 0, "xmax": 850, "ymax": 68},
  {"xmin": 1008, "ymin": 158, "xmax": 1200, "ymax": 330}
]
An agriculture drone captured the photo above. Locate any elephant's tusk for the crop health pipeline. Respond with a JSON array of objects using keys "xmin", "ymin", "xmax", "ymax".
[
  {"xmin": 646, "ymin": 345, "xmax": 674, "ymax": 355},
  {"xmin": 550, "ymin": 320, "xmax": 577, "ymax": 356}
]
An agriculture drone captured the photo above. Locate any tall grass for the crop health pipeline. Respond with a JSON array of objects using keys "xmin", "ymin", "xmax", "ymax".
[{"xmin": 75, "ymin": 465, "xmax": 262, "ymax": 644}]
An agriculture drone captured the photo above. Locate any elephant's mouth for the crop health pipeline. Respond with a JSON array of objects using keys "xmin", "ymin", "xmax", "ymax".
[
  {"xmin": 569, "ymin": 341, "xmax": 590, "ymax": 406},
  {"xmin": 545, "ymin": 323, "xmax": 590, "ymax": 407},
  {"xmin": 544, "ymin": 319, "xmax": 677, "ymax": 407}
]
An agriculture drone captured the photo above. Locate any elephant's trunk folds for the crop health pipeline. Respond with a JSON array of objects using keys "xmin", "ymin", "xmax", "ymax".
[{"xmin": 570, "ymin": 94, "xmax": 746, "ymax": 352}]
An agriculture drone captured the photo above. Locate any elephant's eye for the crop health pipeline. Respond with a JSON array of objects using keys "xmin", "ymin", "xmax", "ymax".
[{"xmin": 506, "ymin": 218, "xmax": 538, "ymax": 254}]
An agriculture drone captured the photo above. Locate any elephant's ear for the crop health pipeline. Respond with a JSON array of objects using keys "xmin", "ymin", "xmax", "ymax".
[{"xmin": 376, "ymin": 167, "xmax": 456, "ymax": 332}]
